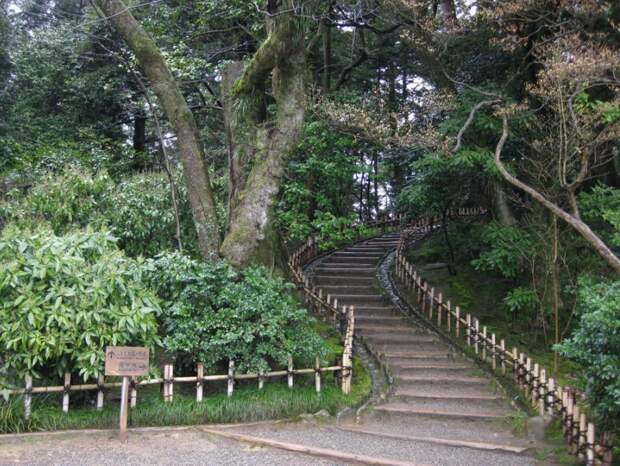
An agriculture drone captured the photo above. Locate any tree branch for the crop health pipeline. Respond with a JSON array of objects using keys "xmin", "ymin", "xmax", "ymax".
[
  {"xmin": 452, "ymin": 99, "xmax": 500, "ymax": 153},
  {"xmin": 494, "ymin": 114, "xmax": 620, "ymax": 274}
]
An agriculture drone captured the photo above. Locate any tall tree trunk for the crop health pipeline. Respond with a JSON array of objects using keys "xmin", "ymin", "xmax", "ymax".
[
  {"xmin": 322, "ymin": 13, "xmax": 332, "ymax": 92},
  {"xmin": 132, "ymin": 112, "xmax": 146, "ymax": 169},
  {"xmin": 95, "ymin": 0, "xmax": 220, "ymax": 259},
  {"xmin": 220, "ymin": 2, "xmax": 308, "ymax": 267}
]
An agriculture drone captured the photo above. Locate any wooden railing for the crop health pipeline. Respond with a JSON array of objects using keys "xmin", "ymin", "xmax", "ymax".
[
  {"xmin": 8, "ymin": 358, "xmax": 343, "ymax": 418},
  {"xmin": 394, "ymin": 213, "xmax": 613, "ymax": 466}
]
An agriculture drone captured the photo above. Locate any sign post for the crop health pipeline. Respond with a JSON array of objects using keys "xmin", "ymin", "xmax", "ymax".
[{"xmin": 104, "ymin": 346, "xmax": 149, "ymax": 442}]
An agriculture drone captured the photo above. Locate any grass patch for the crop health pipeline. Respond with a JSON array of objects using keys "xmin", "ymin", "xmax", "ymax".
[{"xmin": 1, "ymin": 358, "xmax": 370, "ymax": 434}]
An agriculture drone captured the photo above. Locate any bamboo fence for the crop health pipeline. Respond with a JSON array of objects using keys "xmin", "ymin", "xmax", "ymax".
[
  {"xmin": 394, "ymin": 213, "xmax": 613, "ymax": 466},
  {"xmin": 11, "ymin": 359, "xmax": 344, "ymax": 418}
]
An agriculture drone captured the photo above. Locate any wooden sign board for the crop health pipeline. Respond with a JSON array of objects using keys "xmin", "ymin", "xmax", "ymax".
[{"xmin": 105, "ymin": 346, "xmax": 149, "ymax": 377}]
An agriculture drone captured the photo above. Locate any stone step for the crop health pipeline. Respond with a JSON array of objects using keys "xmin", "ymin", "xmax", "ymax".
[
  {"xmin": 312, "ymin": 275, "xmax": 375, "ymax": 286},
  {"xmin": 335, "ymin": 426, "xmax": 530, "ymax": 455},
  {"xmin": 330, "ymin": 251, "xmax": 384, "ymax": 258},
  {"xmin": 318, "ymin": 262, "xmax": 380, "ymax": 268},
  {"xmin": 320, "ymin": 286, "xmax": 382, "ymax": 295},
  {"xmin": 388, "ymin": 360, "xmax": 473, "ymax": 370},
  {"xmin": 393, "ymin": 366, "xmax": 478, "ymax": 377},
  {"xmin": 355, "ymin": 316, "xmax": 405, "ymax": 326},
  {"xmin": 393, "ymin": 387, "xmax": 502, "ymax": 403},
  {"xmin": 344, "ymin": 247, "xmax": 387, "ymax": 253},
  {"xmin": 373, "ymin": 403, "xmax": 508, "ymax": 421},
  {"xmin": 370, "ymin": 342, "xmax": 450, "ymax": 353},
  {"xmin": 223, "ymin": 423, "xmax": 531, "ymax": 466},
  {"xmin": 356, "ymin": 325, "xmax": 431, "ymax": 336},
  {"xmin": 313, "ymin": 267, "xmax": 376, "ymax": 275},
  {"xmin": 396, "ymin": 375, "xmax": 489, "ymax": 386},
  {"xmin": 382, "ymin": 351, "xmax": 455, "ymax": 361},
  {"xmin": 330, "ymin": 294, "xmax": 386, "ymax": 304},
  {"xmin": 321, "ymin": 256, "xmax": 379, "ymax": 264},
  {"xmin": 363, "ymin": 334, "xmax": 440, "ymax": 345},
  {"xmin": 349, "ymin": 418, "xmax": 532, "ymax": 450}
]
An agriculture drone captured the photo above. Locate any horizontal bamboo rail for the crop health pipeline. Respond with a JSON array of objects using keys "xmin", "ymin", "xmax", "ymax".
[
  {"xmin": 393, "ymin": 214, "xmax": 613, "ymax": 466},
  {"xmin": 11, "ymin": 361, "xmax": 344, "ymax": 416}
]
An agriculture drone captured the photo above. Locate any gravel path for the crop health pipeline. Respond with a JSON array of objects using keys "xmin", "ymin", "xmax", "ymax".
[{"xmin": 0, "ymin": 427, "xmax": 344, "ymax": 466}]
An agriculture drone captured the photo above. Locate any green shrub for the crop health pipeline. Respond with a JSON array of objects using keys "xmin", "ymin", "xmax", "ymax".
[
  {"xmin": 0, "ymin": 227, "xmax": 161, "ymax": 384},
  {"xmin": 472, "ymin": 222, "xmax": 533, "ymax": 279},
  {"xmin": 0, "ymin": 168, "xmax": 198, "ymax": 257},
  {"xmin": 145, "ymin": 252, "xmax": 328, "ymax": 373},
  {"xmin": 555, "ymin": 278, "xmax": 620, "ymax": 430}
]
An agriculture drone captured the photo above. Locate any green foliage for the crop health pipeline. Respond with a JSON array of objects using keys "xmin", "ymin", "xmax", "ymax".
[
  {"xmin": 0, "ymin": 168, "xmax": 197, "ymax": 258},
  {"xmin": 504, "ymin": 287, "xmax": 540, "ymax": 314},
  {"xmin": 144, "ymin": 252, "xmax": 328, "ymax": 373},
  {"xmin": 398, "ymin": 150, "xmax": 492, "ymax": 218},
  {"xmin": 276, "ymin": 119, "xmax": 369, "ymax": 248},
  {"xmin": 579, "ymin": 185, "xmax": 620, "ymax": 247},
  {"xmin": 556, "ymin": 279, "xmax": 620, "ymax": 430},
  {"xmin": 0, "ymin": 227, "xmax": 160, "ymax": 384},
  {"xmin": 472, "ymin": 222, "xmax": 533, "ymax": 279}
]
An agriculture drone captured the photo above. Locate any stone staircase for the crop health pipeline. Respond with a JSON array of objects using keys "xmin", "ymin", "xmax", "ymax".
[
  {"xmin": 308, "ymin": 231, "xmax": 539, "ymax": 463},
  {"xmin": 212, "ymin": 232, "xmax": 550, "ymax": 465}
]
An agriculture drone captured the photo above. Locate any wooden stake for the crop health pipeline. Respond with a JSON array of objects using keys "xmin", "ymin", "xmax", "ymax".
[
  {"xmin": 287, "ymin": 355, "xmax": 294, "ymax": 389},
  {"xmin": 258, "ymin": 371, "xmax": 265, "ymax": 390},
  {"xmin": 119, "ymin": 376, "xmax": 130, "ymax": 443},
  {"xmin": 474, "ymin": 319, "xmax": 480, "ymax": 355},
  {"xmin": 437, "ymin": 292, "xmax": 443, "ymax": 328},
  {"xmin": 572, "ymin": 404, "xmax": 580, "ymax": 454},
  {"xmin": 500, "ymin": 340, "xmax": 506, "ymax": 375},
  {"xmin": 586, "ymin": 423, "xmax": 594, "ymax": 466},
  {"xmin": 62, "ymin": 372, "xmax": 71, "ymax": 413},
  {"xmin": 578, "ymin": 413, "xmax": 586, "ymax": 461},
  {"xmin": 466, "ymin": 314, "xmax": 471, "ymax": 346},
  {"xmin": 446, "ymin": 301, "xmax": 451, "ymax": 333},
  {"xmin": 227, "ymin": 360, "xmax": 234, "ymax": 397},
  {"xmin": 481, "ymin": 325, "xmax": 487, "ymax": 360},
  {"xmin": 196, "ymin": 363, "xmax": 204, "ymax": 402},
  {"xmin": 130, "ymin": 377, "xmax": 137, "ymax": 408},
  {"xmin": 315, "ymin": 357, "xmax": 321, "ymax": 393},
  {"xmin": 24, "ymin": 375, "xmax": 32, "ymax": 419},
  {"xmin": 547, "ymin": 378, "xmax": 555, "ymax": 416},
  {"xmin": 455, "ymin": 306, "xmax": 460, "ymax": 337},
  {"xmin": 429, "ymin": 287, "xmax": 435, "ymax": 319},
  {"xmin": 539, "ymin": 369, "xmax": 546, "ymax": 416},
  {"xmin": 491, "ymin": 333, "xmax": 496, "ymax": 370},
  {"xmin": 96, "ymin": 374, "xmax": 104, "ymax": 410},
  {"xmin": 525, "ymin": 357, "xmax": 531, "ymax": 397}
]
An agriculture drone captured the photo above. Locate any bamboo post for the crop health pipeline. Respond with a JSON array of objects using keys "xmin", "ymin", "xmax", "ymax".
[
  {"xmin": 533, "ymin": 363, "xmax": 540, "ymax": 405},
  {"xmin": 227, "ymin": 360, "xmax": 235, "ymax": 397},
  {"xmin": 548, "ymin": 378, "xmax": 555, "ymax": 416},
  {"xmin": 437, "ymin": 292, "xmax": 443, "ymax": 328},
  {"xmin": 96, "ymin": 374, "xmax": 105, "ymax": 410},
  {"xmin": 446, "ymin": 301, "xmax": 451, "ymax": 333},
  {"xmin": 561, "ymin": 390, "xmax": 568, "ymax": 435},
  {"xmin": 24, "ymin": 375, "xmax": 32, "ymax": 419},
  {"xmin": 466, "ymin": 314, "xmax": 472, "ymax": 346},
  {"xmin": 166, "ymin": 364, "xmax": 174, "ymax": 402},
  {"xmin": 586, "ymin": 423, "xmax": 594, "ymax": 466},
  {"xmin": 572, "ymin": 404, "xmax": 580, "ymax": 455},
  {"xmin": 474, "ymin": 319, "xmax": 480, "ymax": 355},
  {"xmin": 455, "ymin": 306, "xmax": 460, "ymax": 337},
  {"xmin": 525, "ymin": 357, "xmax": 532, "ymax": 397},
  {"xmin": 287, "ymin": 355, "xmax": 294, "ymax": 389},
  {"xmin": 513, "ymin": 348, "xmax": 519, "ymax": 383},
  {"xmin": 196, "ymin": 363, "xmax": 204, "ymax": 402},
  {"xmin": 491, "ymin": 333, "xmax": 496, "ymax": 370},
  {"xmin": 421, "ymin": 283, "xmax": 427, "ymax": 313},
  {"xmin": 481, "ymin": 325, "xmax": 487, "ymax": 360},
  {"xmin": 578, "ymin": 413, "xmax": 586, "ymax": 461},
  {"xmin": 315, "ymin": 357, "xmax": 321, "ymax": 394},
  {"xmin": 62, "ymin": 372, "xmax": 71, "ymax": 413},
  {"xmin": 500, "ymin": 340, "xmax": 506, "ymax": 375},
  {"xmin": 429, "ymin": 287, "xmax": 435, "ymax": 319},
  {"xmin": 119, "ymin": 376, "xmax": 130, "ymax": 443},
  {"xmin": 567, "ymin": 395, "xmax": 574, "ymax": 447},
  {"xmin": 130, "ymin": 377, "xmax": 137, "ymax": 408},
  {"xmin": 539, "ymin": 369, "xmax": 546, "ymax": 416},
  {"xmin": 258, "ymin": 370, "xmax": 265, "ymax": 390}
]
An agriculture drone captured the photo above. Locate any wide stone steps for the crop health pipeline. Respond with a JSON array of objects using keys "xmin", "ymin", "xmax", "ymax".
[
  {"xmin": 374, "ymin": 402, "xmax": 508, "ymax": 421},
  {"xmin": 302, "ymin": 232, "xmax": 534, "ymax": 464},
  {"xmin": 223, "ymin": 422, "xmax": 533, "ymax": 466}
]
